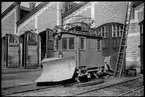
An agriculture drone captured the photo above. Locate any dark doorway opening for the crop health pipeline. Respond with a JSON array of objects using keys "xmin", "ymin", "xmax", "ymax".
[
  {"xmin": 39, "ymin": 31, "xmax": 46, "ymax": 61},
  {"xmin": 19, "ymin": 34, "xmax": 25, "ymax": 68}
]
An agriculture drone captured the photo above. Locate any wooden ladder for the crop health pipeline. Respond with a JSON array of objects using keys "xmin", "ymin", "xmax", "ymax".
[{"xmin": 114, "ymin": 2, "xmax": 132, "ymax": 77}]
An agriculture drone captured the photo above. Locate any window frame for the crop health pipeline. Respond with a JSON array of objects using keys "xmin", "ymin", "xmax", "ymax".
[
  {"xmin": 99, "ymin": 25, "xmax": 108, "ymax": 38},
  {"xmin": 8, "ymin": 35, "xmax": 19, "ymax": 46},
  {"xmin": 9, "ymin": 35, "xmax": 15, "ymax": 43},
  {"xmin": 61, "ymin": 36, "xmax": 76, "ymax": 51},
  {"xmin": 102, "ymin": 39, "xmax": 108, "ymax": 48},
  {"xmin": 112, "ymin": 24, "xmax": 123, "ymax": 37},
  {"xmin": 68, "ymin": 37, "xmax": 75, "ymax": 50},
  {"xmin": 80, "ymin": 37, "xmax": 86, "ymax": 50},
  {"xmin": 27, "ymin": 33, "xmax": 37, "ymax": 45},
  {"xmin": 97, "ymin": 39, "xmax": 102, "ymax": 51},
  {"xmin": 62, "ymin": 37, "xmax": 68, "ymax": 50},
  {"xmin": 54, "ymin": 38, "xmax": 59, "ymax": 51}
]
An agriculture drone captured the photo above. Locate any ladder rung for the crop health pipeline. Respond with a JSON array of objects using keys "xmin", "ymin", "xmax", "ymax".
[
  {"xmin": 116, "ymin": 71, "xmax": 120, "ymax": 73},
  {"xmin": 118, "ymin": 57, "xmax": 123, "ymax": 59},
  {"xmin": 121, "ymin": 45, "xmax": 126, "ymax": 47},
  {"xmin": 119, "ymin": 52, "xmax": 124, "ymax": 54},
  {"xmin": 121, "ymin": 42, "xmax": 125, "ymax": 45},
  {"xmin": 114, "ymin": 2, "xmax": 132, "ymax": 77}
]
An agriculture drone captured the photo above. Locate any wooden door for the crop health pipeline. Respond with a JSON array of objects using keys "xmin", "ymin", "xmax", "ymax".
[
  {"xmin": 86, "ymin": 38, "xmax": 98, "ymax": 67},
  {"xmin": 46, "ymin": 28, "xmax": 54, "ymax": 58},
  {"xmin": 26, "ymin": 32, "xmax": 39, "ymax": 68},
  {"xmin": 76, "ymin": 36, "xmax": 87, "ymax": 68},
  {"xmin": 2, "ymin": 37, "xmax": 7, "ymax": 68},
  {"xmin": 7, "ymin": 34, "xmax": 19, "ymax": 68}
]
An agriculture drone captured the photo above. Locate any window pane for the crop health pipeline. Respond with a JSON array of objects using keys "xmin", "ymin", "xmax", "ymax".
[
  {"xmin": 80, "ymin": 38, "xmax": 84, "ymax": 50},
  {"xmin": 98, "ymin": 28, "xmax": 101, "ymax": 36},
  {"xmin": 102, "ymin": 27, "xmax": 104, "ymax": 37},
  {"xmin": 120, "ymin": 26, "xmax": 123, "ymax": 36},
  {"xmin": 117, "ymin": 25, "xmax": 120, "ymax": 36},
  {"xmin": 113, "ymin": 25, "xmax": 116, "ymax": 37},
  {"xmin": 105, "ymin": 26, "xmax": 107, "ymax": 38},
  {"xmin": 62, "ymin": 38, "xmax": 67, "ymax": 50},
  {"xmin": 55, "ymin": 38, "xmax": 59, "ymax": 50},
  {"xmin": 97, "ymin": 40, "xmax": 100, "ymax": 50},
  {"xmin": 9, "ymin": 36, "xmax": 14, "ymax": 43},
  {"xmin": 69, "ymin": 37, "xmax": 74, "ymax": 49},
  {"xmin": 111, "ymin": 25, "xmax": 113, "ymax": 37}
]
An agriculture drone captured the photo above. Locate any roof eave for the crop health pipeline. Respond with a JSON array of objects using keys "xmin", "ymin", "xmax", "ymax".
[
  {"xmin": 17, "ymin": 2, "xmax": 49, "ymax": 27},
  {"xmin": 62, "ymin": 2, "xmax": 88, "ymax": 19},
  {"xmin": 1, "ymin": 2, "xmax": 21, "ymax": 19}
]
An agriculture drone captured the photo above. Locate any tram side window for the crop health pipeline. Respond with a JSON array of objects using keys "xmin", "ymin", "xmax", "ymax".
[
  {"xmin": 62, "ymin": 38, "xmax": 67, "ymax": 50},
  {"xmin": 69, "ymin": 37, "xmax": 75, "ymax": 49},
  {"xmin": 80, "ymin": 38, "xmax": 85, "ymax": 50},
  {"xmin": 55, "ymin": 38, "xmax": 59, "ymax": 50},
  {"xmin": 97, "ymin": 39, "xmax": 101, "ymax": 51}
]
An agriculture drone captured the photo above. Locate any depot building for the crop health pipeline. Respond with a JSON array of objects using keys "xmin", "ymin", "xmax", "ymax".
[{"xmin": 1, "ymin": 2, "xmax": 143, "ymax": 71}]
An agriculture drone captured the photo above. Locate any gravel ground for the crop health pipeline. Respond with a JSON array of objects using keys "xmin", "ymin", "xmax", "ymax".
[
  {"xmin": 2, "ymin": 70, "xmax": 42, "ymax": 88},
  {"xmin": 8, "ymin": 75, "xmax": 143, "ymax": 96},
  {"xmin": 77, "ymin": 77, "xmax": 143, "ymax": 96}
]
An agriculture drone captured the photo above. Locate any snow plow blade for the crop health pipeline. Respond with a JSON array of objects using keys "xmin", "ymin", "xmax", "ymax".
[{"xmin": 35, "ymin": 56, "xmax": 76, "ymax": 83}]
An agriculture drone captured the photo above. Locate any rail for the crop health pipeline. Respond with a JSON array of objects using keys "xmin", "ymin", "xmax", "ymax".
[{"xmin": 118, "ymin": 86, "xmax": 144, "ymax": 96}]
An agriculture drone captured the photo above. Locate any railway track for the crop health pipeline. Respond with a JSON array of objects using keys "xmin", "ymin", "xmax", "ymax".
[
  {"xmin": 74, "ymin": 75, "xmax": 143, "ymax": 96},
  {"xmin": 2, "ymin": 75, "xmax": 143, "ymax": 96},
  {"xmin": 2, "ymin": 80, "xmax": 77, "ymax": 96}
]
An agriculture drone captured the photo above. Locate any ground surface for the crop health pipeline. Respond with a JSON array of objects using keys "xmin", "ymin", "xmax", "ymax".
[
  {"xmin": 2, "ymin": 68, "xmax": 143, "ymax": 96},
  {"xmin": 2, "ymin": 68, "xmax": 42, "ymax": 88}
]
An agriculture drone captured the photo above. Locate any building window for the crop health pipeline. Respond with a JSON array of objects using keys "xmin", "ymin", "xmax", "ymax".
[
  {"xmin": 62, "ymin": 38, "xmax": 67, "ymax": 50},
  {"xmin": 98, "ymin": 28, "xmax": 101, "ymax": 36},
  {"xmin": 102, "ymin": 39, "xmax": 108, "ymax": 48},
  {"xmin": 117, "ymin": 25, "xmax": 120, "ymax": 36},
  {"xmin": 80, "ymin": 38, "xmax": 85, "ymax": 50},
  {"xmin": 97, "ymin": 39, "xmax": 101, "ymax": 51},
  {"xmin": 64, "ymin": 2, "xmax": 77, "ymax": 13},
  {"xmin": 100, "ymin": 26, "xmax": 107, "ymax": 38},
  {"xmin": 9, "ymin": 36, "xmax": 15, "ymax": 43},
  {"xmin": 113, "ymin": 38, "xmax": 120, "ymax": 48},
  {"xmin": 112, "ymin": 24, "xmax": 123, "ymax": 37},
  {"xmin": 28, "ymin": 34, "xmax": 36, "ymax": 43},
  {"xmin": 69, "ymin": 37, "xmax": 75, "ymax": 49},
  {"xmin": 113, "ymin": 39, "xmax": 116, "ymax": 47},
  {"xmin": 48, "ymin": 30, "xmax": 53, "ymax": 40}
]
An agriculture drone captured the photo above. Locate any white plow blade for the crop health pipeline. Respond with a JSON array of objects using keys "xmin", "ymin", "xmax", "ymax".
[{"xmin": 35, "ymin": 56, "xmax": 76, "ymax": 83}]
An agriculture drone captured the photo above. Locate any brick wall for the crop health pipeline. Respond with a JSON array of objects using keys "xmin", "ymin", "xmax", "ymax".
[
  {"xmin": 37, "ymin": 3, "xmax": 57, "ymax": 32},
  {"xmin": 125, "ymin": 3, "xmax": 144, "ymax": 70},
  {"xmin": 18, "ymin": 18, "xmax": 35, "ymax": 34},
  {"xmin": 63, "ymin": 3, "xmax": 91, "ymax": 24},
  {"xmin": 63, "ymin": 2, "xmax": 127, "ymax": 28},
  {"xmin": 18, "ymin": 2, "xmax": 58, "ymax": 34},
  {"xmin": 94, "ymin": 2, "xmax": 127, "ymax": 28},
  {"xmin": 2, "ymin": 9, "xmax": 16, "ymax": 37},
  {"xmin": 125, "ymin": 4, "xmax": 144, "ymax": 70},
  {"xmin": 126, "ymin": 32, "xmax": 140, "ymax": 69}
]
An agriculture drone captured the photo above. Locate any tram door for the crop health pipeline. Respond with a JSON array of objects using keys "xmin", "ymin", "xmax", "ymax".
[{"xmin": 76, "ymin": 36, "xmax": 87, "ymax": 68}]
